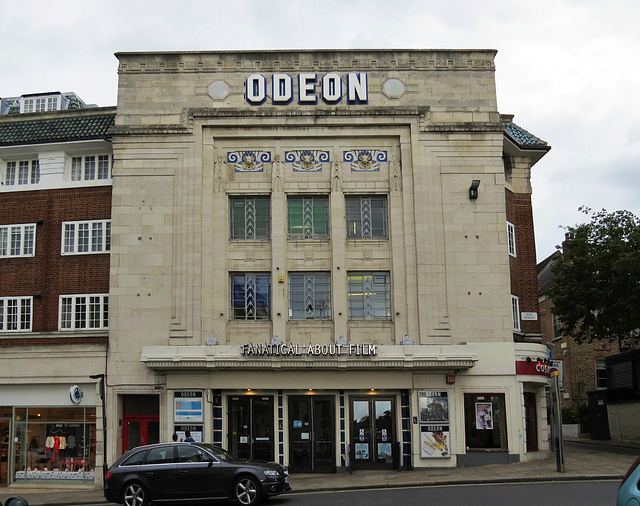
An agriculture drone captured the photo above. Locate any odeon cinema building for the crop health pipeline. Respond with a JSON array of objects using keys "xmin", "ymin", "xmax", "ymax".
[{"xmin": 106, "ymin": 49, "xmax": 552, "ymax": 475}]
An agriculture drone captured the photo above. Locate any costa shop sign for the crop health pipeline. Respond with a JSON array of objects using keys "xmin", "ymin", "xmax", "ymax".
[
  {"xmin": 516, "ymin": 360, "xmax": 550, "ymax": 377},
  {"xmin": 246, "ymin": 72, "xmax": 368, "ymax": 105}
]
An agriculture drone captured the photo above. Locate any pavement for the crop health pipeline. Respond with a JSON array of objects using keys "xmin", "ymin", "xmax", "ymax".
[{"xmin": 1, "ymin": 439, "xmax": 639, "ymax": 506}]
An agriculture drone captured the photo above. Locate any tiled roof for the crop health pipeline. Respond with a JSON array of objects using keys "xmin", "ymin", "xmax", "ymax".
[
  {"xmin": 0, "ymin": 111, "xmax": 115, "ymax": 146},
  {"xmin": 502, "ymin": 119, "xmax": 549, "ymax": 149}
]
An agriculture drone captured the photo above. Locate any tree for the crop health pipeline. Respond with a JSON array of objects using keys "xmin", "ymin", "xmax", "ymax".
[{"xmin": 551, "ymin": 207, "xmax": 640, "ymax": 350}]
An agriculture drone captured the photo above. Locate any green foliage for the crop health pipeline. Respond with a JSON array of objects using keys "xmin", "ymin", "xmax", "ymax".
[{"xmin": 551, "ymin": 207, "xmax": 640, "ymax": 349}]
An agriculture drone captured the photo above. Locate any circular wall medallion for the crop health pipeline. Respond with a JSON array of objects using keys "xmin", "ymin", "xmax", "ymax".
[
  {"xmin": 383, "ymin": 78, "xmax": 406, "ymax": 99},
  {"xmin": 208, "ymin": 81, "xmax": 230, "ymax": 100}
]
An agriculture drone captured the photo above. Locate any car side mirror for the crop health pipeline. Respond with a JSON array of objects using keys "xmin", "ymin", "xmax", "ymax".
[{"xmin": 4, "ymin": 497, "xmax": 30, "ymax": 506}]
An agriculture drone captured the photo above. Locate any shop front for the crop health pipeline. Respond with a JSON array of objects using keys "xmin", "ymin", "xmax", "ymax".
[
  {"xmin": 0, "ymin": 384, "xmax": 97, "ymax": 485},
  {"xmin": 140, "ymin": 341, "xmax": 483, "ymax": 473}
]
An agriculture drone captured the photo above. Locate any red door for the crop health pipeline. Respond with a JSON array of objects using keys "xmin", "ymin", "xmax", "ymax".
[{"xmin": 122, "ymin": 416, "xmax": 160, "ymax": 453}]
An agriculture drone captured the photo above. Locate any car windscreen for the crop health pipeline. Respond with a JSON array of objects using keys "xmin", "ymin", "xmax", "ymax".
[{"xmin": 196, "ymin": 443, "xmax": 240, "ymax": 462}]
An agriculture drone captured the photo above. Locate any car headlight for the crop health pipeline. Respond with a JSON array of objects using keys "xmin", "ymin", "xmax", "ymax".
[{"xmin": 263, "ymin": 469, "xmax": 279, "ymax": 476}]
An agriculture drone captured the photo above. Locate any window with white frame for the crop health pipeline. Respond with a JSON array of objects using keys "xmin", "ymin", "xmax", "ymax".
[
  {"xmin": 347, "ymin": 271, "xmax": 391, "ymax": 320},
  {"xmin": 595, "ymin": 357, "xmax": 607, "ymax": 389},
  {"xmin": 552, "ymin": 313, "xmax": 562, "ymax": 339},
  {"xmin": 21, "ymin": 96, "xmax": 59, "ymax": 113},
  {"xmin": 62, "ymin": 220, "xmax": 111, "ymax": 255},
  {"xmin": 0, "ymin": 224, "xmax": 36, "ymax": 258},
  {"xmin": 71, "ymin": 155, "xmax": 112, "ymax": 181},
  {"xmin": 345, "ymin": 195, "xmax": 388, "ymax": 239},
  {"xmin": 288, "ymin": 272, "xmax": 331, "ymax": 320},
  {"xmin": 511, "ymin": 295, "xmax": 521, "ymax": 331},
  {"xmin": 507, "ymin": 221, "xmax": 516, "ymax": 257},
  {"xmin": 0, "ymin": 297, "xmax": 33, "ymax": 332},
  {"xmin": 59, "ymin": 294, "xmax": 109, "ymax": 330},
  {"xmin": 4, "ymin": 160, "xmax": 40, "ymax": 186}
]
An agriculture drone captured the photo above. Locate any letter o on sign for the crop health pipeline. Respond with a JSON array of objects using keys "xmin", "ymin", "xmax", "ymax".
[{"xmin": 246, "ymin": 74, "xmax": 267, "ymax": 104}]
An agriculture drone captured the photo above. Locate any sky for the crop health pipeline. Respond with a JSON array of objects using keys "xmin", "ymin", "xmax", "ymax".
[{"xmin": 1, "ymin": 0, "xmax": 638, "ymax": 261}]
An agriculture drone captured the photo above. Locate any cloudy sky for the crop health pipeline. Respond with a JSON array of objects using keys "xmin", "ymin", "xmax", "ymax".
[{"xmin": 2, "ymin": 0, "xmax": 638, "ymax": 260}]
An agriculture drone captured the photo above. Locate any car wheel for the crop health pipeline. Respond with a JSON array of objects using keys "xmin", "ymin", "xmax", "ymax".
[
  {"xmin": 122, "ymin": 481, "xmax": 148, "ymax": 506},
  {"xmin": 234, "ymin": 475, "xmax": 261, "ymax": 505}
]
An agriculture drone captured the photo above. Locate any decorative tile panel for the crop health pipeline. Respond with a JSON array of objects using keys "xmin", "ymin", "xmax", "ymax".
[
  {"xmin": 285, "ymin": 150, "xmax": 330, "ymax": 172},
  {"xmin": 227, "ymin": 151, "xmax": 272, "ymax": 172},
  {"xmin": 343, "ymin": 150, "xmax": 387, "ymax": 172}
]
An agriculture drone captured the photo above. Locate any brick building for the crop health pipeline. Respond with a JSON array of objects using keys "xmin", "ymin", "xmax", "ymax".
[
  {"xmin": 538, "ymin": 251, "xmax": 619, "ymax": 412},
  {"xmin": 0, "ymin": 92, "xmax": 115, "ymax": 485}
]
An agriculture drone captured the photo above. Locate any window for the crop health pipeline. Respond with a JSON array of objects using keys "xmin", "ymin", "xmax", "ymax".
[
  {"xmin": 347, "ymin": 272, "xmax": 391, "ymax": 320},
  {"xmin": 230, "ymin": 273, "xmax": 271, "ymax": 320},
  {"xmin": 507, "ymin": 221, "xmax": 516, "ymax": 257},
  {"xmin": 464, "ymin": 393, "xmax": 508, "ymax": 450},
  {"xmin": 595, "ymin": 358, "xmax": 607, "ymax": 389},
  {"xmin": 71, "ymin": 155, "xmax": 112, "ymax": 181},
  {"xmin": 511, "ymin": 295, "xmax": 520, "ymax": 331},
  {"xmin": 0, "ymin": 224, "xmax": 36, "ymax": 258},
  {"xmin": 0, "ymin": 297, "xmax": 33, "ymax": 332},
  {"xmin": 552, "ymin": 313, "xmax": 562, "ymax": 339},
  {"xmin": 59, "ymin": 294, "xmax": 109, "ymax": 330},
  {"xmin": 287, "ymin": 196, "xmax": 329, "ymax": 239},
  {"xmin": 289, "ymin": 272, "xmax": 331, "ymax": 320},
  {"xmin": 22, "ymin": 96, "xmax": 58, "ymax": 113},
  {"xmin": 345, "ymin": 195, "xmax": 388, "ymax": 239},
  {"xmin": 62, "ymin": 220, "xmax": 111, "ymax": 255},
  {"xmin": 4, "ymin": 160, "xmax": 40, "ymax": 186},
  {"xmin": 229, "ymin": 197, "xmax": 270, "ymax": 239}
]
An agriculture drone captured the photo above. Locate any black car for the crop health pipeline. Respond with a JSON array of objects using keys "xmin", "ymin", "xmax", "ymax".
[{"xmin": 104, "ymin": 442, "xmax": 290, "ymax": 505}]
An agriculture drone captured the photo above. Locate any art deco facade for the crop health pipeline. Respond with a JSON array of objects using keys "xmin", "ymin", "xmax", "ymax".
[{"xmin": 107, "ymin": 49, "xmax": 551, "ymax": 474}]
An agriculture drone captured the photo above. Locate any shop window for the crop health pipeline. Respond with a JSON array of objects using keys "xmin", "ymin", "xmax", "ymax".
[
  {"xmin": 0, "ymin": 297, "xmax": 32, "ymax": 332},
  {"xmin": 507, "ymin": 221, "xmax": 516, "ymax": 257},
  {"xmin": 70, "ymin": 155, "xmax": 112, "ymax": 181},
  {"xmin": 61, "ymin": 220, "xmax": 111, "ymax": 255},
  {"xmin": 345, "ymin": 195, "xmax": 388, "ymax": 239},
  {"xmin": 4, "ymin": 160, "xmax": 40, "ymax": 186},
  {"xmin": 13, "ymin": 406, "xmax": 96, "ymax": 482},
  {"xmin": 0, "ymin": 224, "xmax": 36, "ymax": 258},
  {"xmin": 464, "ymin": 394, "xmax": 508, "ymax": 450},
  {"xmin": 288, "ymin": 272, "xmax": 331, "ymax": 320},
  {"xmin": 287, "ymin": 196, "xmax": 329, "ymax": 239},
  {"xmin": 59, "ymin": 294, "xmax": 108, "ymax": 330},
  {"xmin": 347, "ymin": 272, "xmax": 391, "ymax": 320},
  {"xmin": 230, "ymin": 272, "xmax": 271, "ymax": 320},
  {"xmin": 229, "ymin": 196, "xmax": 270, "ymax": 239}
]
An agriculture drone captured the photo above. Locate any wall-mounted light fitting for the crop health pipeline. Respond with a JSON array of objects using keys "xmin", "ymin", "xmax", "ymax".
[
  {"xmin": 469, "ymin": 180, "xmax": 481, "ymax": 200},
  {"xmin": 33, "ymin": 291, "xmax": 42, "ymax": 299}
]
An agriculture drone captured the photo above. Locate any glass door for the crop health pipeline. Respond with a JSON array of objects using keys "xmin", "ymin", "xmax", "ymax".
[
  {"xmin": 351, "ymin": 397, "xmax": 395, "ymax": 470},
  {"xmin": 228, "ymin": 396, "xmax": 274, "ymax": 461},
  {"xmin": 288, "ymin": 396, "xmax": 335, "ymax": 473}
]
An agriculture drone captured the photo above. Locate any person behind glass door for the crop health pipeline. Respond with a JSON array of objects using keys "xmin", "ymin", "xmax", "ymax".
[{"xmin": 184, "ymin": 430, "xmax": 195, "ymax": 442}]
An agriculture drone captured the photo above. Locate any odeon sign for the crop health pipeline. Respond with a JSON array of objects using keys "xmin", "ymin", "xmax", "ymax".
[{"xmin": 246, "ymin": 73, "xmax": 368, "ymax": 105}]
